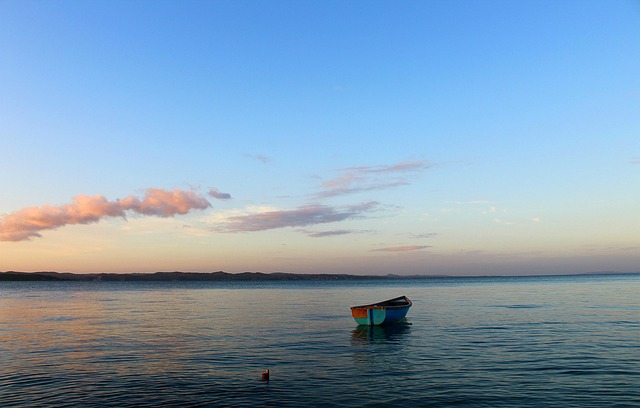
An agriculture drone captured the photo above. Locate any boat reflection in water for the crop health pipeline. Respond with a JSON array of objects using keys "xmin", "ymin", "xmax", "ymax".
[{"xmin": 351, "ymin": 322, "xmax": 412, "ymax": 343}]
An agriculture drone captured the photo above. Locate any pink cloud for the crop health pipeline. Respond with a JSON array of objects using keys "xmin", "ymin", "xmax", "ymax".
[
  {"xmin": 118, "ymin": 188, "xmax": 210, "ymax": 216},
  {"xmin": 341, "ymin": 161, "xmax": 429, "ymax": 174},
  {"xmin": 319, "ymin": 160, "xmax": 430, "ymax": 198},
  {"xmin": 216, "ymin": 202, "xmax": 378, "ymax": 233},
  {"xmin": 0, "ymin": 188, "xmax": 211, "ymax": 242}
]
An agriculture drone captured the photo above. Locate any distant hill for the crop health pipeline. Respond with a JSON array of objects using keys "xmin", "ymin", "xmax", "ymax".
[
  {"xmin": 0, "ymin": 271, "xmax": 398, "ymax": 282},
  {"xmin": 1, "ymin": 270, "xmax": 637, "ymax": 282},
  {"xmin": 0, "ymin": 272, "xmax": 64, "ymax": 281}
]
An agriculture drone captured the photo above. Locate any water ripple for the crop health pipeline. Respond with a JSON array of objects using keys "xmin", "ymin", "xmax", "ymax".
[{"xmin": 1, "ymin": 276, "xmax": 639, "ymax": 407}]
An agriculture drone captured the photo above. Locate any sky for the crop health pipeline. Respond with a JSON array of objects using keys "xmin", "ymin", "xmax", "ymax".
[{"xmin": 1, "ymin": 0, "xmax": 639, "ymax": 276}]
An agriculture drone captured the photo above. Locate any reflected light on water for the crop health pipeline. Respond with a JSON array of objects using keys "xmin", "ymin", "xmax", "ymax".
[
  {"xmin": 351, "ymin": 322, "xmax": 412, "ymax": 343},
  {"xmin": 0, "ymin": 276, "xmax": 639, "ymax": 407}
]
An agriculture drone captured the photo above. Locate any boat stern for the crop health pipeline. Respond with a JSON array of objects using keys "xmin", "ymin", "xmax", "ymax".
[{"xmin": 351, "ymin": 306, "xmax": 387, "ymax": 325}]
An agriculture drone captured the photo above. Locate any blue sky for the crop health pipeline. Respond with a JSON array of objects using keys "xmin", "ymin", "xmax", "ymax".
[{"xmin": 1, "ymin": 0, "xmax": 639, "ymax": 275}]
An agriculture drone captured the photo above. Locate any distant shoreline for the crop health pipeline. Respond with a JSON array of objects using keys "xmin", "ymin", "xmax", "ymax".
[
  {"xmin": 0, "ymin": 271, "xmax": 415, "ymax": 282},
  {"xmin": 0, "ymin": 270, "xmax": 638, "ymax": 282}
]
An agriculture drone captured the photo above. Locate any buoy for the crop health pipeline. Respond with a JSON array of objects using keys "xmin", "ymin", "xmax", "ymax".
[{"xmin": 261, "ymin": 369, "xmax": 270, "ymax": 381}]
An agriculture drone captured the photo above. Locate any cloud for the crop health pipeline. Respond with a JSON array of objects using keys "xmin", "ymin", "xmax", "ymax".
[
  {"xmin": 304, "ymin": 229, "xmax": 354, "ymax": 238},
  {"xmin": 631, "ymin": 157, "xmax": 640, "ymax": 165},
  {"xmin": 246, "ymin": 154, "xmax": 272, "ymax": 164},
  {"xmin": 372, "ymin": 245, "xmax": 431, "ymax": 252},
  {"xmin": 318, "ymin": 160, "xmax": 430, "ymax": 198},
  {"xmin": 447, "ymin": 200, "xmax": 492, "ymax": 205},
  {"xmin": 118, "ymin": 188, "xmax": 210, "ymax": 217},
  {"xmin": 411, "ymin": 232, "xmax": 439, "ymax": 239},
  {"xmin": 208, "ymin": 188, "xmax": 232, "ymax": 200},
  {"xmin": 215, "ymin": 201, "xmax": 378, "ymax": 233},
  {"xmin": 0, "ymin": 188, "xmax": 211, "ymax": 241},
  {"xmin": 620, "ymin": 246, "xmax": 640, "ymax": 252}
]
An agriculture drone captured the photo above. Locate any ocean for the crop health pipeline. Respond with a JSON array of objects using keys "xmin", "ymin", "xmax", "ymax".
[{"xmin": 1, "ymin": 274, "xmax": 638, "ymax": 407}]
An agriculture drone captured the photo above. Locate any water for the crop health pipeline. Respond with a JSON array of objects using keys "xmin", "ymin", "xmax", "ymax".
[{"xmin": 1, "ymin": 274, "xmax": 639, "ymax": 407}]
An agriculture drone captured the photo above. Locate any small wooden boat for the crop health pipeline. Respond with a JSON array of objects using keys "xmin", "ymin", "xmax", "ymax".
[{"xmin": 350, "ymin": 295, "xmax": 412, "ymax": 325}]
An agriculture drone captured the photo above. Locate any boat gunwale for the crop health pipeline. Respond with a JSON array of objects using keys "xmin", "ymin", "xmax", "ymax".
[{"xmin": 350, "ymin": 295, "xmax": 412, "ymax": 311}]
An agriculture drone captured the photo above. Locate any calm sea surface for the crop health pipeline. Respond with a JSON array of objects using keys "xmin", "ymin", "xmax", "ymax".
[{"xmin": 1, "ymin": 274, "xmax": 639, "ymax": 407}]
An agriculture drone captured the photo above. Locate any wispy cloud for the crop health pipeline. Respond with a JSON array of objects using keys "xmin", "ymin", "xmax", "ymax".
[
  {"xmin": 303, "ymin": 229, "xmax": 354, "ymax": 238},
  {"xmin": 246, "ymin": 153, "xmax": 272, "ymax": 164},
  {"xmin": 631, "ymin": 157, "xmax": 640, "ymax": 165},
  {"xmin": 0, "ymin": 188, "xmax": 211, "ymax": 242},
  {"xmin": 446, "ymin": 200, "xmax": 493, "ymax": 206},
  {"xmin": 208, "ymin": 188, "xmax": 232, "ymax": 200},
  {"xmin": 318, "ymin": 160, "xmax": 430, "ymax": 198},
  {"xmin": 411, "ymin": 232, "xmax": 439, "ymax": 239},
  {"xmin": 215, "ymin": 201, "xmax": 378, "ymax": 233},
  {"xmin": 620, "ymin": 246, "xmax": 640, "ymax": 252},
  {"xmin": 372, "ymin": 245, "xmax": 431, "ymax": 252}
]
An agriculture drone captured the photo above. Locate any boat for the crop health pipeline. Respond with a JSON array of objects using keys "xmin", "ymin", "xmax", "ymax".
[{"xmin": 350, "ymin": 295, "xmax": 412, "ymax": 325}]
